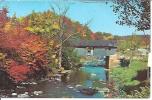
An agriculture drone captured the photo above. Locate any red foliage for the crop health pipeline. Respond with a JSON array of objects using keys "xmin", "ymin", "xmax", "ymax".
[
  {"xmin": 76, "ymin": 24, "xmax": 87, "ymax": 37},
  {"xmin": 0, "ymin": 27, "xmax": 29, "ymax": 49},
  {"xmin": 0, "ymin": 10, "xmax": 49, "ymax": 83},
  {"xmin": 90, "ymin": 32, "xmax": 96, "ymax": 40},
  {"xmin": 0, "ymin": 27, "xmax": 48, "ymax": 82},
  {"xmin": 7, "ymin": 60, "xmax": 31, "ymax": 83},
  {"xmin": 18, "ymin": 34, "xmax": 48, "ymax": 71},
  {"xmin": 62, "ymin": 16, "xmax": 75, "ymax": 34}
]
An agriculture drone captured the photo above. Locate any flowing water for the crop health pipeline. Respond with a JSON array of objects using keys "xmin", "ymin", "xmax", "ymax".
[{"xmin": 0, "ymin": 65, "xmax": 107, "ymax": 98}]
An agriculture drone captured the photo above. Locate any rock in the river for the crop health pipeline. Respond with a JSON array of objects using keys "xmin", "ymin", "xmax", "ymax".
[
  {"xmin": 91, "ymin": 73, "xmax": 96, "ymax": 76},
  {"xmin": 68, "ymin": 86, "xmax": 74, "ymax": 89},
  {"xmin": 17, "ymin": 86, "xmax": 26, "ymax": 89},
  {"xmin": 75, "ymin": 84, "xmax": 82, "ymax": 88},
  {"xmin": 30, "ymin": 82, "xmax": 37, "ymax": 85},
  {"xmin": 11, "ymin": 93, "xmax": 17, "ymax": 96},
  {"xmin": 56, "ymin": 74, "xmax": 62, "ymax": 77},
  {"xmin": 24, "ymin": 92, "xmax": 28, "ymax": 94},
  {"xmin": 33, "ymin": 91, "xmax": 43, "ymax": 96},
  {"xmin": 97, "ymin": 87, "xmax": 110, "ymax": 94},
  {"xmin": 102, "ymin": 88, "xmax": 110, "ymax": 93},
  {"xmin": 21, "ymin": 82, "xmax": 29, "ymax": 85},
  {"xmin": 56, "ymin": 78, "xmax": 61, "ymax": 82},
  {"xmin": 79, "ymin": 88, "xmax": 98, "ymax": 96},
  {"xmin": 21, "ymin": 82, "xmax": 37, "ymax": 85},
  {"xmin": 17, "ymin": 92, "xmax": 29, "ymax": 98},
  {"xmin": 67, "ymin": 85, "xmax": 74, "ymax": 89}
]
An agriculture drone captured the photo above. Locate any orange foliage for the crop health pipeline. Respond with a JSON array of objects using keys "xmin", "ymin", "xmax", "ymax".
[
  {"xmin": 18, "ymin": 34, "xmax": 48, "ymax": 70},
  {"xmin": 6, "ymin": 59, "xmax": 31, "ymax": 83},
  {"xmin": 90, "ymin": 32, "xmax": 96, "ymax": 40},
  {"xmin": 0, "ymin": 16, "xmax": 49, "ymax": 82}
]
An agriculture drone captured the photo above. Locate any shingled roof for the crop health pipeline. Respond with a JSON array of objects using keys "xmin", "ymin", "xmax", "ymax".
[{"xmin": 68, "ymin": 39, "xmax": 117, "ymax": 48}]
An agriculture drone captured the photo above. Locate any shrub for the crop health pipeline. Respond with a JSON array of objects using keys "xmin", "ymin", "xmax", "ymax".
[{"xmin": 127, "ymin": 86, "xmax": 150, "ymax": 98}]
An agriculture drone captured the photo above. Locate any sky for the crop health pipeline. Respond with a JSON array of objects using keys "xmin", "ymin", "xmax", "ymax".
[{"xmin": 0, "ymin": 0, "xmax": 150, "ymax": 36}]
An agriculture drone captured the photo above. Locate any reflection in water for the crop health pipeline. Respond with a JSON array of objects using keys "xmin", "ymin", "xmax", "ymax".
[{"xmin": 0, "ymin": 65, "xmax": 107, "ymax": 98}]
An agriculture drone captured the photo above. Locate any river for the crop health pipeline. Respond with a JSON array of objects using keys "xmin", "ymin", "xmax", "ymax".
[{"xmin": 0, "ymin": 65, "xmax": 107, "ymax": 98}]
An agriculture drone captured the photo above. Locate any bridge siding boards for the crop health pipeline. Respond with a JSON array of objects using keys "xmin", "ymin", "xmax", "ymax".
[
  {"xmin": 70, "ymin": 46, "xmax": 117, "ymax": 48},
  {"xmin": 68, "ymin": 39, "xmax": 117, "ymax": 48}
]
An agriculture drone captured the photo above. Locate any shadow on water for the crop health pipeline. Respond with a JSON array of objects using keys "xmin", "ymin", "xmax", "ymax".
[{"xmin": 0, "ymin": 65, "xmax": 107, "ymax": 98}]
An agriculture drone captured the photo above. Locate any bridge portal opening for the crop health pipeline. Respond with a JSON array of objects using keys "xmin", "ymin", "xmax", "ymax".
[{"xmin": 86, "ymin": 47, "xmax": 94, "ymax": 56}]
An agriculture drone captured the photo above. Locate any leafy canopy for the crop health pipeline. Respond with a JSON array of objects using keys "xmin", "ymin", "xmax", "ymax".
[{"xmin": 112, "ymin": 0, "xmax": 150, "ymax": 31}]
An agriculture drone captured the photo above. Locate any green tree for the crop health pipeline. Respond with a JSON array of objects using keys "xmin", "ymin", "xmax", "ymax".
[
  {"xmin": 26, "ymin": 10, "xmax": 59, "ymax": 38},
  {"xmin": 112, "ymin": 0, "xmax": 150, "ymax": 31}
]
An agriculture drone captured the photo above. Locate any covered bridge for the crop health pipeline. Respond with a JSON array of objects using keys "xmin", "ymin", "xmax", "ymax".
[
  {"xmin": 69, "ymin": 39, "xmax": 117, "ymax": 48},
  {"xmin": 68, "ymin": 39, "xmax": 117, "ymax": 56}
]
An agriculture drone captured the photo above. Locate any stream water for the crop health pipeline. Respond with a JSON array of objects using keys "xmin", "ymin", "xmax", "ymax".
[{"xmin": 0, "ymin": 65, "xmax": 107, "ymax": 98}]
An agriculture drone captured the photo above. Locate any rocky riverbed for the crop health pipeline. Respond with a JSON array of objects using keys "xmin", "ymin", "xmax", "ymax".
[{"xmin": 0, "ymin": 65, "xmax": 110, "ymax": 98}]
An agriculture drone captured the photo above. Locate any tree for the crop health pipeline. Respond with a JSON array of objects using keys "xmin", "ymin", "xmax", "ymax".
[
  {"xmin": 0, "ymin": 7, "xmax": 8, "ymax": 30},
  {"xmin": 26, "ymin": 4, "xmax": 91, "ymax": 69},
  {"xmin": 112, "ymin": 0, "xmax": 150, "ymax": 31},
  {"xmin": 50, "ymin": 5, "xmax": 81, "ymax": 68},
  {"xmin": 112, "ymin": 0, "xmax": 150, "ymax": 59}
]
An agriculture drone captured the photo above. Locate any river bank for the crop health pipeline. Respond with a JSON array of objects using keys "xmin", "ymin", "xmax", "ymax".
[{"xmin": 108, "ymin": 59, "xmax": 150, "ymax": 98}]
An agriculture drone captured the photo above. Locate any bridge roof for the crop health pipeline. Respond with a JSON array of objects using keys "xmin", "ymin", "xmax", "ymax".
[{"xmin": 68, "ymin": 39, "xmax": 117, "ymax": 48}]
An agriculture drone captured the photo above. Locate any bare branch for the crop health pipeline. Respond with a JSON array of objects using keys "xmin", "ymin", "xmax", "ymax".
[
  {"xmin": 50, "ymin": 4, "xmax": 56, "ymax": 14},
  {"xmin": 62, "ymin": 6, "xmax": 70, "ymax": 16},
  {"xmin": 84, "ymin": 18, "xmax": 93, "ymax": 27},
  {"xmin": 62, "ymin": 32, "xmax": 78, "ymax": 44}
]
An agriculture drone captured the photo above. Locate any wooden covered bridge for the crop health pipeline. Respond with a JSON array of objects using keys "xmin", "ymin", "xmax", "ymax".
[
  {"xmin": 69, "ymin": 39, "xmax": 117, "ymax": 56},
  {"xmin": 68, "ymin": 39, "xmax": 117, "ymax": 69},
  {"xmin": 69, "ymin": 39, "xmax": 117, "ymax": 48}
]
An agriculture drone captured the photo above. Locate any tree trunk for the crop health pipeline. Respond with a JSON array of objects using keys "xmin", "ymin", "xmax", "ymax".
[
  {"xmin": 58, "ymin": 43, "xmax": 62, "ymax": 68},
  {"xmin": 58, "ymin": 29, "xmax": 63, "ymax": 68}
]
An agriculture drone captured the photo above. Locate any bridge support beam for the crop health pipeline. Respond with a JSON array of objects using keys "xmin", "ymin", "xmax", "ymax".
[
  {"xmin": 105, "ymin": 56, "xmax": 109, "ymax": 69},
  {"xmin": 105, "ymin": 56, "xmax": 110, "ymax": 81}
]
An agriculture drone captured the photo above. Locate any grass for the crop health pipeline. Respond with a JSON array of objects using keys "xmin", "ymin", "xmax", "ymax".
[{"xmin": 110, "ymin": 59, "xmax": 148, "ymax": 87}]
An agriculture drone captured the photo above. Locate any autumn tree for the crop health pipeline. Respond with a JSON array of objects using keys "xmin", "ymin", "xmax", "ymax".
[
  {"xmin": 0, "ymin": 7, "xmax": 50, "ymax": 82},
  {"xmin": 50, "ymin": 5, "xmax": 79, "ymax": 68}
]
